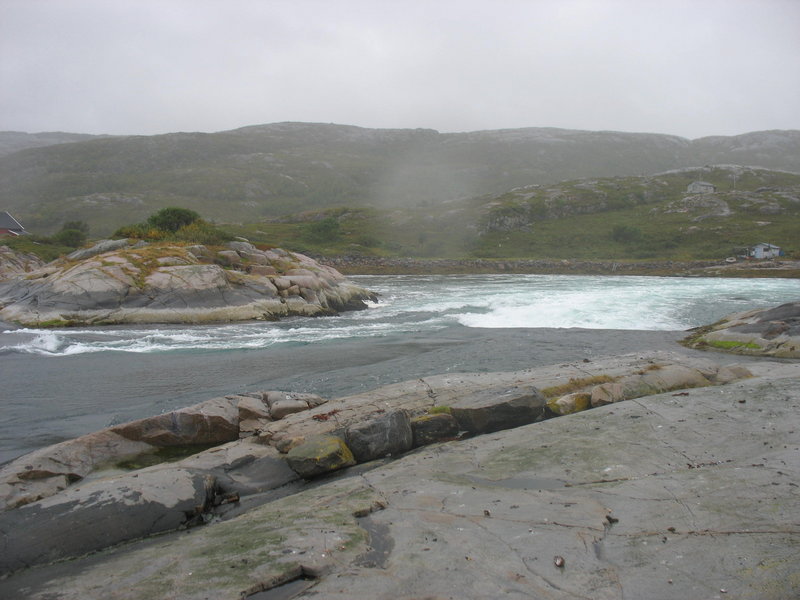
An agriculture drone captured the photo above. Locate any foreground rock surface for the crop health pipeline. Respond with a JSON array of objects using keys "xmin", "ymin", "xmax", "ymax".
[
  {"xmin": 0, "ymin": 358, "xmax": 797, "ymax": 599},
  {"xmin": 683, "ymin": 300, "xmax": 800, "ymax": 358},
  {"xmin": 0, "ymin": 240, "xmax": 375, "ymax": 326}
]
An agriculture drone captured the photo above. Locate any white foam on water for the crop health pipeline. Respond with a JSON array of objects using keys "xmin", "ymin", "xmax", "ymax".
[{"xmin": 2, "ymin": 275, "xmax": 797, "ymax": 355}]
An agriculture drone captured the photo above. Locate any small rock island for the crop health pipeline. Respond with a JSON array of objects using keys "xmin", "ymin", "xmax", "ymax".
[{"xmin": 0, "ymin": 239, "xmax": 376, "ymax": 326}]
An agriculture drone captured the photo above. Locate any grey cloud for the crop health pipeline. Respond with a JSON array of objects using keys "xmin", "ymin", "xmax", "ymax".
[{"xmin": 0, "ymin": 0, "xmax": 798, "ymax": 137}]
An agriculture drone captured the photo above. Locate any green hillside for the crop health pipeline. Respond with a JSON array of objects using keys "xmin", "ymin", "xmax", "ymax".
[
  {"xmin": 226, "ymin": 166, "xmax": 800, "ymax": 262},
  {"xmin": 2, "ymin": 123, "xmax": 800, "ymax": 238}
]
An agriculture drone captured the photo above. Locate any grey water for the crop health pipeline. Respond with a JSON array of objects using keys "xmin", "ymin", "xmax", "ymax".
[{"xmin": 1, "ymin": 274, "xmax": 797, "ymax": 464}]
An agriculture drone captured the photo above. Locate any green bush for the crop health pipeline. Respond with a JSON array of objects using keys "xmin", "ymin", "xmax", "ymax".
[
  {"xmin": 610, "ymin": 224, "xmax": 642, "ymax": 243},
  {"xmin": 146, "ymin": 207, "xmax": 200, "ymax": 233},
  {"xmin": 52, "ymin": 228, "xmax": 87, "ymax": 248},
  {"xmin": 112, "ymin": 208, "xmax": 229, "ymax": 245},
  {"xmin": 306, "ymin": 217, "xmax": 340, "ymax": 242}
]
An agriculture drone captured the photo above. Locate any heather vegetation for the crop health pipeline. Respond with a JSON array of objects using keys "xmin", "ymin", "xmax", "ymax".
[
  {"xmin": 113, "ymin": 207, "xmax": 232, "ymax": 245},
  {"xmin": 2, "ymin": 125, "xmax": 799, "ymax": 263}
]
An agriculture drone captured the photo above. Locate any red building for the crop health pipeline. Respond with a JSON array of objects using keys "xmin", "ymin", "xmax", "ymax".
[{"xmin": 0, "ymin": 212, "xmax": 27, "ymax": 236}]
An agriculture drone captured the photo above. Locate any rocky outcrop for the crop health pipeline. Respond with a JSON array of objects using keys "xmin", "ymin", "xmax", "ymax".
[
  {"xmin": 0, "ymin": 245, "xmax": 44, "ymax": 280},
  {"xmin": 0, "ymin": 357, "xmax": 796, "ymax": 599},
  {"xmin": 450, "ymin": 384, "xmax": 547, "ymax": 433},
  {"xmin": 0, "ymin": 240, "xmax": 376, "ymax": 326},
  {"xmin": 682, "ymin": 301, "xmax": 800, "ymax": 358},
  {"xmin": 0, "ymin": 391, "xmax": 325, "ymax": 511},
  {"xmin": 285, "ymin": 435, "xmax": 356, "ymax": 478},
  {"xmin": 0, "ymin": 467, "xmax": 216, "ymax": 573},
  {"xmin": 0, "ymin": 353, "xmax": 760, "ymax": 579}
]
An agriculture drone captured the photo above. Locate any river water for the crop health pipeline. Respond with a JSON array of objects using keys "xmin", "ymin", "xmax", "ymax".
[{"xmin": 1, "ymin": 274, "xmax": 797, "ymax": 464}]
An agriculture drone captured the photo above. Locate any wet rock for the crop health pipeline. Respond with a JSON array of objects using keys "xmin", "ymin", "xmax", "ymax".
[
  {"xmin": 0, "ymin": 467, "xmax": 215, "ymax": 573},
  {"xmin": 450, "ymin": 384, "xmax": 547, "ymax": 433},
  {"xmin": 410, "ymin": 412, "xmax": 460, "ymax": 446},
  {"xmin": 285, "ymin": 434, "xmax": 356, "ymax": 478},
  {"xmin": 346, "ymin": 410, "xmax": 413, "ymax": 462},
  {"xmin": 112, "ymin": 397, "xmax": 239, "ymax": 446},
  {"xmin": 0, "ymin": 430, "xmax": 155, "ymax": 511}
]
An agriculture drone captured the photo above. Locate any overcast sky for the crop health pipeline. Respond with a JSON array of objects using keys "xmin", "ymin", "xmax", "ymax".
[{"xmin": 1, "ymin": 0, "xmax": 798, "ymax": 139}]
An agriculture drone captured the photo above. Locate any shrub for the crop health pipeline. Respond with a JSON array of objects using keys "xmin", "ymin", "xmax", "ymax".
[
  {"xmin": 611, "ymin": 224, "xmax": 642, "ymax": 244},
  {"xmin": 173, "ymin": 220, "xmax": 232, "ymax": 245},
  {"xmin": 306, "ymin": 217, "xmax": 340, "ymax": 242},
  {"xmin": 146, "ymin": 207, "xmax": 200, "ymax": 233},
  {"xmin": 52, "ymin": 228, "xmax": 87, "ymax": 248}
]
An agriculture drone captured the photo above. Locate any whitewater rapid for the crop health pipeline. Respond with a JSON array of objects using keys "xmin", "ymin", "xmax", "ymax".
[{"xmin": 1, "ymin": 274, "xmax": 797, "ymax": 356}]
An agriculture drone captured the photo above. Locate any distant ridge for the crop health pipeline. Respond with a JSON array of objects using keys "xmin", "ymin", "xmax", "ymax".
[{"xmin": 0, "ymin": 123, "xmax": 798, "ymax": 235}]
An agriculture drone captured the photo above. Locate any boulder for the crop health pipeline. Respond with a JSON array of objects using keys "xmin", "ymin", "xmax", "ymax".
[
  {"xmin": 547, "ymin": 392, "xmax": 592, "ymax": 415},
  {"xmin": 450, "ymin": 384, "xmax": 547, "ymax": 434},
  {"xmin": 235, "ymin": 395, "xmax": 271, "ymax": 421},
  {"xmin": 410, "ymin": 413, "xmax": 460, "ymax": 446},
  {"xmin": 0, "ymin": 467, "xmax": 215, "ymax": 573},
  {"xmin": 590, "ymin": 382, "xmax": 625, "ymax": 406},
  {"xmin": 345, "ymin": 410, "xmax": 413, "ymax": 462},
  {"xmin": 247, "ymin": 264, "xmax": 278, "ymax": 276},
  {"xmin": 0, "ymin": 430, "xmax": 155, "ymax": 511},
  {"xmin": 226, "ymin": 241, "xmax": 257, "ymax": 254},
  {"xmin": 66, "ymin": 238, "xmax": 131, "ymax": 261},
  {"xmin": 215, "ymin": 250, "xmax": 242, "ymax": 267},
  {"xmin": 264, "ymin": 391, "xmax": 326, "ymax": 420},
  {"xmin": 269, "ymin": 398, "xmax": 310, "ymax": 420},
  {"xmin": 112, "ymin": 397, "xmax": 239, "ymax": 446},
  {"xmin": 285, "ymin": 434, "xmax": 356, "ymax": 478}
]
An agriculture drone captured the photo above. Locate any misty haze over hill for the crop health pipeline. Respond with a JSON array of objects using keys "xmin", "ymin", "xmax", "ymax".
[{"xmin": 0, "ymin": 123, "xmax": 799, "ymax": 235}]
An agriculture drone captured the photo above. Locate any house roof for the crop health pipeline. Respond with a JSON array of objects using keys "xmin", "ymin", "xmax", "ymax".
[
  {"xmin": 0, "ymin": 211, "xmax": 25, "ymax": 232},
  {"xmin": 753, "ymin": 242, "xmax": 780, "ymax": 249}
]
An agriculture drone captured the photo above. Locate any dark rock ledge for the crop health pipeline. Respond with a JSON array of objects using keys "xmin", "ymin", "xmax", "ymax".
[{"xmin": 3, "ymin": 350, "xmax": 799, "ymax": 600}]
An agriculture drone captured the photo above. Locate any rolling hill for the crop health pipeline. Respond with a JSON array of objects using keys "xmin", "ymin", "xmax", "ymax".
[{"xmin": 1, "ymin": 123, "xmax": 799, "ymax": 240}]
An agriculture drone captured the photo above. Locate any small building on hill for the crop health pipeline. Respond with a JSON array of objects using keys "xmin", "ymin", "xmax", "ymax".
[
  {"xmin": 749, "ymin": 243, "xmax": 782, "ymax": 259},
  {"xmin": 687, "ymin": 181, "xmax": 716, "ymax": 194},
  {"xmin": 0, "ymin": 212, "xmax": 27, "ymax": 236}
]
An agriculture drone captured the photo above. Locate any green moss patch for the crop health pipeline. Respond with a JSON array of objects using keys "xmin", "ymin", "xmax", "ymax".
[{"xmin": 541, "ymin": 375, "xmax": 616, "ymax": 399}]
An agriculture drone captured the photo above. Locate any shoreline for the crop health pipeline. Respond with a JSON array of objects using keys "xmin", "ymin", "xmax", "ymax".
[
  {"xmin": 319, "ymin": 256, "xmax": 800, "ymax": 277},
  {"xmin": 0, "ymin": 324, "xmax": 779, "ymax": 466}
]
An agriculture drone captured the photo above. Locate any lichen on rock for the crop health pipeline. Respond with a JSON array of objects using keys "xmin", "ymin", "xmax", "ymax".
[{"xmin": 0, "ymin": 239, "xmax": 376, "ymax": 326}]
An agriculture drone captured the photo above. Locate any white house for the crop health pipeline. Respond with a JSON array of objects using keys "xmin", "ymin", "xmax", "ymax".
[
  {"xmin": 687, "ymin": 181, "xmax": 716, "ymax": 194},
  {"xmin": 749, "ymin": 243, "xmax": 782, "ymax": 259}
]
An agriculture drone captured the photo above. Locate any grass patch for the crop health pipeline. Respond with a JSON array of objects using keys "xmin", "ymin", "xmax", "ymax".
[
  {"xmin": 541, "ymin": 375, "xmax": 616, "ymax": 399},
  {"xmin": 706, "ymin": 340, "xmax": 762, "ymax": 350},
  {"xmin": 428, "ymin": 405, "xmax": 452, "ymax": 415}
]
